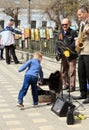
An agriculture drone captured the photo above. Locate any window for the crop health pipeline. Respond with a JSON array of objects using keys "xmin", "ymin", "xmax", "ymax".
[
  {"xmin": 0, "ymin": 20, "xmax": 4, "ymax": 30},
  {"xmin": 42, "ymin": 21, "xmax": 47, "ymax": 27},
  {"xmin": 31, "ymin": 21, "xmax": 36, "ymax": 28}
]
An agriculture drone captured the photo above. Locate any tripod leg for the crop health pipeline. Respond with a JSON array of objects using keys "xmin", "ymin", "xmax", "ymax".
[{"xmin": 72, "ymin": 96, "xmax": 85, "ymax": 111}]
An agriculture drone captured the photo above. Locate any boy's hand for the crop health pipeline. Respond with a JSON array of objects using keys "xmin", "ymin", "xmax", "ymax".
[{"xmin": 38, "ymin": 81, "xmax": 43, "ymax": 86}]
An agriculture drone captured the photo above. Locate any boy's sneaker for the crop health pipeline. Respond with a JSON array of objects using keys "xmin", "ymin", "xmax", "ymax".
[
  {"xmin": 17, "ymin": 103, "xmax": 24, "ymax": 107},
  {"xmin": 33, "ymin": 104, "xmax": 39, "ymax": 108},
  {"xmin": 33, "ymin": 103, "xmax": 38, "ymax": 108}
]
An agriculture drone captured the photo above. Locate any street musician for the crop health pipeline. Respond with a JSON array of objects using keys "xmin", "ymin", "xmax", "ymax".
[
  {"xmin": 74, "ymin": 5, "xmax": 89, "ymax": 104},
  {"xmin": 56, "ymin": 18, "xmax": 78, "ymax": 92}
]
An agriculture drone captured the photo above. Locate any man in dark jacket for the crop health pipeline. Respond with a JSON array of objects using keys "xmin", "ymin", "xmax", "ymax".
[{"xmin": 56, "ymin": 18, "xmax": 78, "ymax": 92}]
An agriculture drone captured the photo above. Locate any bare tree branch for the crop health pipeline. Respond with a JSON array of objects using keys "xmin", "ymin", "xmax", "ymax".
[{"xmin": 3, "ymin": 8, "xmax": 20, "ymax": 27}]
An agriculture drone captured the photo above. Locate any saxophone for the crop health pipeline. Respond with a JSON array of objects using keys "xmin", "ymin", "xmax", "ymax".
[{"xmin": 75, "ymin": 25, "xmax": 88, "ymax": 53}]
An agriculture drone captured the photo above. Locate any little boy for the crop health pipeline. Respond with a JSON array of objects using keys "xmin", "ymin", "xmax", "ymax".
[{"xmin": 17, "ymin": 52, "xmax": 43, "ymax": 107}]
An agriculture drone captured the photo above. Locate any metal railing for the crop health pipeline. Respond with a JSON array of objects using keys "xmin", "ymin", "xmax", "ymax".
[{"xmin": 15, "ymin": 32, "xmax": 58, "ymax": 58}]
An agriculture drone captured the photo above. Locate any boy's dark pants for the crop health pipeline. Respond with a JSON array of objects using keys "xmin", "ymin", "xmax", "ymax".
[
  {"xmin": 0, "ymin": 48, "xmax": 4, "ymax": 59},
  {"xmin": 5, "ymin": 44, "xmax": 19, "ymax": 64}
]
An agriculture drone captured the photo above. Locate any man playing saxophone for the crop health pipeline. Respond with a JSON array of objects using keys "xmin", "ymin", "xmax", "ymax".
[
  {"xmin": 75, "ymin": 23, "xmax": 89, "ymax": 53},
  {"xmin": 74, "ymin": 5, "xmax": 89, "ymax": 104}
]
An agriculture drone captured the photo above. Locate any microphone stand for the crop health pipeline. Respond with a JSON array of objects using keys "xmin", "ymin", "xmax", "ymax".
[
  {"xmin": 66, "ymin": 58, "xmax": 84, "ymax": 111},
  {"xmin": 56, "ymin": 40, "xmax": 85, "ymax": 111}
]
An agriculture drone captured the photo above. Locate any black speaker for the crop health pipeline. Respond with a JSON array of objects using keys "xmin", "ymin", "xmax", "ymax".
[{"xmin": 51, "ymin": 97, "xmax": 75, "ymax": 117}]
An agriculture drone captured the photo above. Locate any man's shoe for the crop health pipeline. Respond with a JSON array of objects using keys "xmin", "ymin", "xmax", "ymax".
[
  {"xmin": 73, "ymin": 95, "xmax": 86, "ymax": 100},
  {"xmin": 82, "ymin": 98, "xmax": 89, "ymax": 104},
  {"xmin": 1, "ymin": 57, "xmax": 5, "ymax": 60},
  {"xmin": 67, "ymin": 87, "xmax": 75, "ymax": 92},
  {"xmin": 63, "ymin": 86, "xmax": 69, "ymax": 90},
  {"xmin": 7, "ymin": 62, "xmax": 10, "ymax": 65},
  {"xmin": 15, "ymin": 61, "xmax": 22, "ymax": 64}
]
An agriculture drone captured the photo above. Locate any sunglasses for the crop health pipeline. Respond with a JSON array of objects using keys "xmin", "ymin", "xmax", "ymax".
[{"xmin": 62, "ymin": 24, "xmax": 68, "ymax": 26}]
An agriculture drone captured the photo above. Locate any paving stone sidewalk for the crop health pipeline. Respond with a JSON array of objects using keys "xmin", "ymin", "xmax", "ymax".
[{"xmin": 0, "ymin": 54, "xmax": 89, "ymax": 130}]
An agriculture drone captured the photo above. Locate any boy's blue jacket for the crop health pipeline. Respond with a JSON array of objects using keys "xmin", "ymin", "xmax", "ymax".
[{"xmin": 18, "ymin": 58, "xmax": 43, "ymax": 82}]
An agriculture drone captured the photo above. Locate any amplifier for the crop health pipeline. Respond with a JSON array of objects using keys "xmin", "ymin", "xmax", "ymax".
[{"xmin": 51, "ymin": 97, "xmax": 75, "ymax": 117}]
